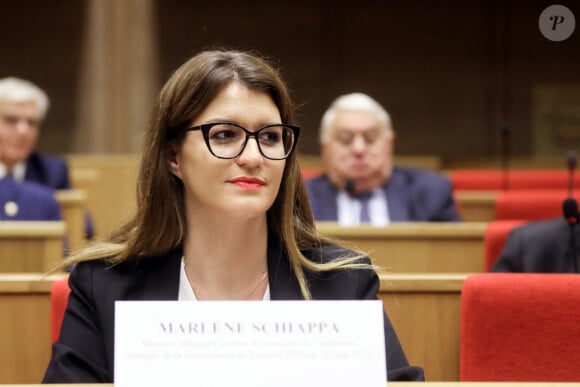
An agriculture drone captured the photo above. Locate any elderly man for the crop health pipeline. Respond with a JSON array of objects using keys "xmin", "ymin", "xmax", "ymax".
[
  {"xmin": 306, "ymin": 92, "xmax": 461, "ymax": 226},
  {"xmin": 0, "ymin": 77, "xmax": 93, "ymax": 236}
]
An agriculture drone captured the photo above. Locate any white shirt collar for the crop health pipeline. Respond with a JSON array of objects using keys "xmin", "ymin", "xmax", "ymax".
[
  {"xmin": 178, "ymin": 257, "xmax": 270, "ymax": 301},
  {"xmin": 0, "ymin": 161, "xmax": 26, "ymax": 181},
  {"xmin": 336, "ymin": 188, "xmax": 390, "ymax": 227}
]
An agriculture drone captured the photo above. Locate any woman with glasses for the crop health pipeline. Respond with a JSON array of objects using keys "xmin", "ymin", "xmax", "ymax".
[{"xmin": 43, "ymin": 50, "xmax": 424, "ymax": 382}]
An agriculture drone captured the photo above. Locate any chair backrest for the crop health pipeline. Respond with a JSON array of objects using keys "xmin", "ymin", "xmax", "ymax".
[
  {"xmin": 483, "ymin": 220, "xmax": 526, "ymax": 271},
  {"xmin": 450, "ymin": 170, "xmax": 579, "ymax": 191},
  {"xmin": 460, "ymin": 273, "xmax": 580, "ymax": 381},
  {"xmin": 50, "ymin": 277, "xmax": 70, "ymax": 343},
  {"xmin": 495, "ymin": 190, "xmax": 574, "ymax": 221}
]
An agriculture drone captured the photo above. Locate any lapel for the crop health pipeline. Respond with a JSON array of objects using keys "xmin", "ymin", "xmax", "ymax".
[
  {"xmin": 267, "ymin": 235, "xmax": 304, "ymax": 300},
  {"xmin": 383, "ymin": 168, "xmax": 411, "ymax": 221},
  {"xmin": 315, "ymin": 175, "xmax": 339, "ymax": 221},
  {"xmin": 140, "ymin": 248, "xmax": 182, "ymax": 300},
  {"xmin": 136, "ymin": 240, "xmax": 304, "ymax": 301}
]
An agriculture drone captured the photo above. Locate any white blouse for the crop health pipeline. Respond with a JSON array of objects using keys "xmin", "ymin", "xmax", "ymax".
[{"xmin": 178, "ymin": 257, "xmax": 271, "ymax": 301}]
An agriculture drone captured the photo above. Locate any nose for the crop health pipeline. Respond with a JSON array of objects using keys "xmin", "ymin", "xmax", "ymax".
[
  {"xmin": 236, "ymin": 137, "xmax": 264, "ymax": 166},
  {"xmin": 15, "ymin": 118, "xmax": 34, "ymax": 134},
  {"xmin": 351, "ymin": 134, "xmax": 367, "ymax": 153}
]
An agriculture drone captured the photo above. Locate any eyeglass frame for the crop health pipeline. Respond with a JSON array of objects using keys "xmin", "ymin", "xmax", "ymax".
[{"xmin": 169, "ymin": 121, "xmax": 300, "ymax": 160}]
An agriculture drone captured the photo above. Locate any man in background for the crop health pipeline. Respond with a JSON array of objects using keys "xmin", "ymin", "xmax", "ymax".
[
  {"xmin": 491, "ymin": 217, "xmax": 580, "ymax": 272},
  {"xmin": 0, "ymin": 77, "xmax": 93, "ymax": 237},
  {"xmin": 0, "ymin": 129, "xmax": 61, "ymax": 221},
  {"xmin": 306, "ymin": 92, "xmax": 461, "ymax": 226}
]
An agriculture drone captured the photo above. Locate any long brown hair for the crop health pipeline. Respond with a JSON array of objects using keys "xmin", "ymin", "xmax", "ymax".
[{"xmin": 61, "ymin": 50, "xmax": 370, "ymax": 298}]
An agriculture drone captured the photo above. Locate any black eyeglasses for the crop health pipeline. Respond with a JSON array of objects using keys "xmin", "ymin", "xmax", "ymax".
[{"xmin": 180, "ymin": 122, "xmax": 300, "ymax": 160}]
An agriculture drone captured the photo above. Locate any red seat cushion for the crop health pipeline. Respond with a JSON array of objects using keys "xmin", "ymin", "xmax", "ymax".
[
  {"xmin": 451, "ymin": 170, "xmax": 580, "ymax": 191},
  {"xmin": 50, "ymin": 277, "xmax": 70, "ymax": 343},
  {"xmin": 495, "ymin": 190, "xmax": 575, "ymax": 221},
  {"xmin": 484, "ymin": 220, "xmax": 526, "ymax": 271},
  {"xmin": 460, "ymin": 273, "xmax": 580, "ymax": 381}
]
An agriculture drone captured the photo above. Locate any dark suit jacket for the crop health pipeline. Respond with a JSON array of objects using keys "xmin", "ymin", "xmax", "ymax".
[
  {"xmin": 25, "ymin": 152, "xmax": 71, "ymax": 190},
  {"xmin": 43, "ymin": 239, "xmax": 424, "ymax": 383},
  {"xmin": 0, "ymin": 177, "xmax": 61, "ymax": 220},
  {"xmin": 25, "ymin": 152, "xmax": 94, "ymax": 238},
  {"xmin": 306, "ymin": 166, "xmax": 461, "ymax": 222},
  {"xmin": 491, "ymin": 218, "xmax": 580, "ymax": 273}
]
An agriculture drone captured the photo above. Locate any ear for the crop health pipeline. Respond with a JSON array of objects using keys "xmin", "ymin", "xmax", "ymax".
[{"xmin": 165, "ymin": 142, "xmax": 183, "ymax": 179}]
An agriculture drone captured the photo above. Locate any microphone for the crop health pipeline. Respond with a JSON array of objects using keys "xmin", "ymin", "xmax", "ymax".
[
  {"xmin": 563, "ymin": 197, "xmax": 579, "ymax": 273},
  {"xmin": 567, "ymin": 150, "xmax": 577, "ymax": 196},
  {"xmin": 344, "ymin": 179, "xmax": 356, "ymax": 197},
  {"xmin": 500, "ymin": 125, "xmax": 511, "ymax": 190}
]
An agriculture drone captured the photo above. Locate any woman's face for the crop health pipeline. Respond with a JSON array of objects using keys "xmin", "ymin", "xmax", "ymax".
[{"xmin": 168, "ymin": 82, "xmax": 286, "ymax": 221}]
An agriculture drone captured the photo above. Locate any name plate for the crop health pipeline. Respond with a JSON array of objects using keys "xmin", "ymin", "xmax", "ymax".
[{"xmin": 115, "ymin": 300, "xmax": 386, "ymax": 387}]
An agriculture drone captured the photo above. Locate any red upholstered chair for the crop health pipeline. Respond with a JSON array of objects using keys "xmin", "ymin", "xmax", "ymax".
[
  {"xmin": 483, "ymin": 220, "xmax": 526, "ymax": 271},
  {"xmin": 50, "ymin": 277, "xmax": 70, "ymax": 343},
  {"xmin": 460, "ymin": 273, "xmax": 580, "ymax": 381},
  {"xmin": 300, "ymin": 167, "xmax": 324, "ymax": 180},
  {"xmin": 450, "ymin": 170, "xmax": 504, "ymax": 190},
  {"xmin": 495, "ymin": 190, "xmax": 574, "ymax": 221},
  {"xmin": 450, "ymin": 169, "xmax": 579, "ymax": 191}
]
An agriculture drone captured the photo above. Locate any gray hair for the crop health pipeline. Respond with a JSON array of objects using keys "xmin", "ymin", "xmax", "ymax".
[
  {"xmin": 0, "ymin": 77, "xmax": 50, "ymax": 119},
  {"xmin": 319, "ymin": 92, "xmax": 392, "ymax": 141}
]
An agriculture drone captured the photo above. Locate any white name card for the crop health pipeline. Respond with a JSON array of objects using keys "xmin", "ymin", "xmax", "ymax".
[{"xmin": 115, "ymin": 300, "xmax": 386, "ymax": 387}]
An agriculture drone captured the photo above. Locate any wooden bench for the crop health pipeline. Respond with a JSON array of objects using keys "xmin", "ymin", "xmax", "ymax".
[
  {"xmin": 0, "ymin": 222, "xmax": 65, "ymax": 272},
  {"xmin": 67, "ymin": 154, "xmax": 138, "ymax": 238},
  {"xmin": 379, "ymin": 273, "xmax": 466, "ymax": 381},
  {"xmin": 317, "ymin": 222, "xmax": 487, "ymax": 273},
  {"xmin": 0, "ymin": 272, "xmax": 467, "ymax": 383},
  {"xmin": 455, "ymin": 191, "xmax": 497, "ymax": 222},
  {"xmin": 0, "ymin": 273, "xmax": 67, "ymax": 383},
  {"xmin": 55, "ymin": 189, "xmax": 87, "ymax": 253}
]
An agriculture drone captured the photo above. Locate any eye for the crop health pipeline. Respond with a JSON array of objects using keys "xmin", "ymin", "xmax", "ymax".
[
  {"xmin": 2, "ymin": 115, "xmax": 18, "ymax": 125},
  {"xmin": 209, "ymin": 124, "xmax": 242, "ymax": 143},
  {"xmin": 258, "ymin": 127, "xmax": 282, "ymax": 145},
  {"xmin": 335, "ymin": 132, "xmax": 354, "ymax": 145}
]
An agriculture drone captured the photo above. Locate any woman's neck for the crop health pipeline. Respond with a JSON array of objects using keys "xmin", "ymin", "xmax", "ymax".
[{"xmin": 182, "ymin": 214, "xmax": 269, "ymax": 300}]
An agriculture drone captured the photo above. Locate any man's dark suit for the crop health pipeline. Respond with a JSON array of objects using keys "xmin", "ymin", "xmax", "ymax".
[
  {"xmin": 491, "ymin": 218, "xmax": 580, "ymax": 273},
  {"xmin": 0, "ymin": 177, "xmax": 61, "ymax": 220},
  {"xmin": 306, "ymin": 166, "xmax": 461, "ymax": 222},
  {"xmin": 25, "ymin": 152, "xmax": 94, "ymax": 238},
  {"xmin": 25, "ymin": 152, "xmax": 71, "ymax": 190},
  {"xmin": 43, "ymin": 240, "xmax": 424, "ymax": 383}
]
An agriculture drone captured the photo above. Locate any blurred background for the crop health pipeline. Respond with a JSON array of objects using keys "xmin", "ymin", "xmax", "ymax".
[{"xmin": 1, "ymin": 0, "xmax": 579, "ymax": 165}]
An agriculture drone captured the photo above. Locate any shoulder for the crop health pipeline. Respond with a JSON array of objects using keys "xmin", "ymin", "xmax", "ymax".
[
  {"xmin": 27, "ymin": 153, "xmax": 69, "ymax": 178},
  {"xmin": 510, "ymin": 218, "xmax": 567, "ymax": 239},
  {"xmin": 302, "ymin": 243, "xmax": 378, "ymax": 299},
  {"xmin": 392, "ymin": 166, "xmax": 450, "ymax": 186},
  {"xmin": 305, "ymin": 174, "xmax": 332, "ymax": 190},
  {"xmin": 19, "ymin": 180, "xmax": 57, "ymax": 201},
  {"xmin": 30, "ymin": 152, "xmax": 67, "ymax": 165}
]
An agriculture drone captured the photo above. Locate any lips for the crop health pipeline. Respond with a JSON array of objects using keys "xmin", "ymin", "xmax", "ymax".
[{"xmin": 229, "ymin": 176, "xmax": 265, "ymax": 190}]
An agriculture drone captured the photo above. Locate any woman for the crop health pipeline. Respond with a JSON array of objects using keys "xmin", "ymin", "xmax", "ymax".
[{"xmin": 43, "ymin": 50, "xmax": 424, "ymax": 382}]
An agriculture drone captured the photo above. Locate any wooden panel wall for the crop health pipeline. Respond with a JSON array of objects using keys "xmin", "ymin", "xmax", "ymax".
[{"xmin": 1, "ymin": 0, "xmax": 579, "ymax": 159}]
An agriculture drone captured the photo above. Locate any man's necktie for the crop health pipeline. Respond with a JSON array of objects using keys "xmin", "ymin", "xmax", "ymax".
[{"xmin": 359, "ymin": 193, "xmax": 372, "ymax": 223}]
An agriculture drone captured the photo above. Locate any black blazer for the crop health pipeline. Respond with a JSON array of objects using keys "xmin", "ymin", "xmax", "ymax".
[
  {"xmin": 43, "ymin": 240, "xmax": 424, "ymax": 383},
  {"xmin": 491, "ymin": 218, "xmax": 580, "ymax": 273}
]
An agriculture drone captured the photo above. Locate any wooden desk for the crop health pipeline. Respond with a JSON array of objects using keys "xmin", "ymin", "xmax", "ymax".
[
  {"xmin": 0, "ymin": 222, "xmax": 65, "ymax": 272},
  {"xmin": 55, "ymin": 189, "xmax": 87, "ymax": 253},
  {"xmin": 379, "ymin": 273, "xmax": 467, "ymax": 381},
  {"xmin": 317, "ymin": 222, "xmax": 487, "ymax": 273},
  {"xmin": 4, "ymin": 274, "xmax": 580, "ymax": 384},
  {"xmin": 67, "ymin": 154, "xmax": 138, "ymax": 238},
  {"xmin": 0, "ymin": 273, "xmax": 66, "ymax": 383},
  {"xmin": 455, "ymin": 191, "xmax": 497, "ymax": 222},
  {"xmin": 299, "ymin": 154, "xmax": 442, "ymax": 171}
]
